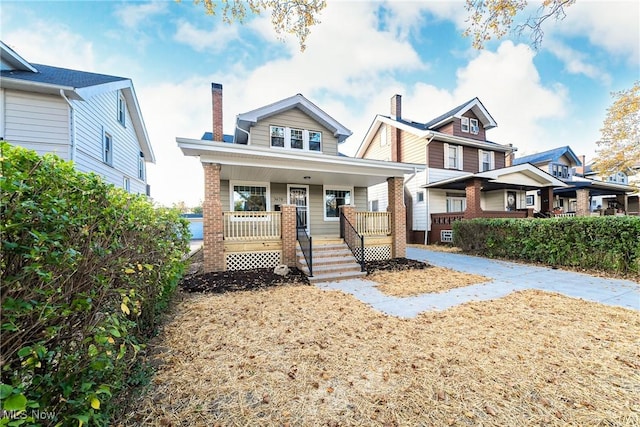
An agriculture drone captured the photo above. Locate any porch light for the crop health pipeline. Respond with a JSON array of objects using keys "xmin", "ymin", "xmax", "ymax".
[{"xmin": 303, "ymin": 176, "xmax": 311, "ymax": 180}]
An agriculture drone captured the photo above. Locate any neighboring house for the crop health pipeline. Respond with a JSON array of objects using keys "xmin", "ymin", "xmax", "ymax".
[
  {"xmin": 575, "ymin": 160, "xmax": 640, "ymax": 215},
  {"xmin": 177, "ymin": 83, "xmax": 421, "ymax": 281},
  {"xmin": 356, "ymin": 94, "xmax": 566, "ymax": 243},
  {"xmin": 0, "ymin": 41, "xmax": 154, "ymax": 195},
  {"xmin": 515, "ymin": 147, "xmax": 636, "ymax": 216}
]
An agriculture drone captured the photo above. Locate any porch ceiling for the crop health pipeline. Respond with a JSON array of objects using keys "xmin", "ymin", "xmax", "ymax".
[{"xmin": 177, "ymin": 138, "xmax": 423, "ymax": 187}]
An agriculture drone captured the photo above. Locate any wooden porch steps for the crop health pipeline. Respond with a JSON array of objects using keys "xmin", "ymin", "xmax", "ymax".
[{"xmin": 296, "ymin": 240, "xmax": 366, "ymax": 283}]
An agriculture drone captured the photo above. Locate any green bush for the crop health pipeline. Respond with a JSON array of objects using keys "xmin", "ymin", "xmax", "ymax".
[
  {"xmin": 0, "ymin": 142, "xmax": 190, "ymax": 425},
  {"xmin": 453, "ymin": 216, "xmax": 640, "ymax": 275}
]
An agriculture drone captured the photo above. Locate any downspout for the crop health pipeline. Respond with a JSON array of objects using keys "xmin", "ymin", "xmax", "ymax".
[
  {"xmin": 235, "ymin": 124, "xmax": 250, "ymax": 144},
  {"xmin": 59, "ymin": 90, "xmax": 76, "ymax": 161},
  {"xmin": 423, "ymin": 133, "xmax": 435, "ymax": 245}
]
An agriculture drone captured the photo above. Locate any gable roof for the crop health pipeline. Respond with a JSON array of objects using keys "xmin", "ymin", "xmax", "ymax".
[
  {"xmin": 0, "ymin": 41, "xmax": 155, "ymax": 163},
  {"xmin": 234, "ymin": 93, "xmax": 352, "ymax": 144},
  {"xmin": 514, "ymin": 146, "xmax": 581, "ymax": 167},
  {"xmin": 356, "ymin": 97, "xmax": 506, "ymax": 158},
  {"xmin": 424, "ymin": 97, "xmax": 497, "ymax": 130}
]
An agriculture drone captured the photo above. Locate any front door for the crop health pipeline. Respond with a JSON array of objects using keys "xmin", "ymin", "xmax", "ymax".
[{"xmin": 288, "ymin": 185, "xmax": 309, "ymax": 232}]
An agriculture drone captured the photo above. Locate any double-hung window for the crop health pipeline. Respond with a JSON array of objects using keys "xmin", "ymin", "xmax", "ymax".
[
  {"xmin": 444, "ymin": 143, "xmax": 463, "ymax": 170},
  {"xmin": 232, "ymin": 183, "xmax": 269, "ymax": 212},
  {"xmin": 470, "ymin": 118, "xmax": 479, "ymax": 134},
  {"xmin": 478, "ymin": 149, "xmax": 495, "ymax": 172},
  {"xmin": 324, "ymin": 186, "xmax": 352, "ymax": 220},
  {"xmin": 460, "ymin": 117, "xmax": 469, "ymax": 133},
  {"xmin": 270, "ymin": 125, "xmax": 322, "ymax": 152},
  {"xmin": 446, "ymin": 195, "xmax": 466, "ymax": 212},
  {"xmin": 103, "ymin": 128, "xmax": 113, "ymax": 165},
  {"xmin": 118, "ymin": 92, "xmax": 126, "ymax": 126},
  {"xmin": 551, "ymin": 164, "xmax": 569, "ymax": 179}
]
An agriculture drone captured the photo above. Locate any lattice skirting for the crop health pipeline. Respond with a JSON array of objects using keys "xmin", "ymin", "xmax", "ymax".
[
  {"xmin": 361, "ymin": 245, "xmax": 392, "ymax": 261},
  {"xmin": 225, "ymin": 251, "xmax": 282, "ymax": 271}
]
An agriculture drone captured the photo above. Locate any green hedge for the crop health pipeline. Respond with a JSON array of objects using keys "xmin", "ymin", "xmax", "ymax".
[
  {"xmin": 0, "ymin": 142, "xmax": 190, "ymax": 425},
  {"xmin": 453, "ymin": 216, "xmax": 640, "ymax": 275}
]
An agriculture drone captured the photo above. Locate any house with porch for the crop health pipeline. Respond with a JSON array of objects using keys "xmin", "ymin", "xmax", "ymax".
[
  {"xmin": 356, "ymin": 94, "xmax": 567, "ymax": 244},
  {"xmin": 574, "ymin": 161, "xmax": 639, "ymax": 215},
  {"xmin": 514, "ymin": 146, "xmax": 637, "ymax": 216},
  {"xmin": 177, "ymin": 84, "xmax": 422, "ymax": 282}
]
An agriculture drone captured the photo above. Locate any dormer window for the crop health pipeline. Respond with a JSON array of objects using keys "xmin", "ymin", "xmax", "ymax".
[
  {"xmin": 551, "ymin": 163, "xmax": 569, "ymax": 179},
  {"xmin": 461, "ymin": 117, "xmax": 469, "ymax": 133},
  {"xmin": 470, "ymin": 118, "xmax": 479, "ymax": 135}
]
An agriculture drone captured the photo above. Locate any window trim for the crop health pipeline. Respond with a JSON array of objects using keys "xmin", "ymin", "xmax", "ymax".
[
  {"xmin": 478, "ymin": 149, "xmax": 495, "ymax": 172},
  {"xmin": 416, "ymin": 191, "xmax": 424, "ymax": 203},
  {"xmin": 229, "ymin": 180, "xmax": 271, "ymax": 212},
  {"xmin": 470, "ymin": 118, "xmax": 479, "ymax": 135},
  {"xmin": 123, "ymin": 176, "xmax": 130, "ymax": 192},
  {"xmin": 551, "ymin": 163, "xmax": 569, "ymax": 179},
  {"xmin": 270, "ymin": 125, "xmax": 323, "ymax": 152},
  {"xmin": 444, "ymin": 143, "xmax": 463, "ymax": 170},
  {"xmin": 460, "ymin": 117, "xmax": 469, "ymax": 133},
  {"xmin": 323, "ymin": 185, "xmax": 354, "ymax": 221},
  {"xmin": 102, "ymin": 126, "xmax": 113, "ymax": 166},
  {"xmin": 446, "ymin": 195, "xmax": 467, "ymax": 213},
  {"xmin": 118, "ymin": 92, "xmax": 126, "ymax": 127},
  {"xmin": 526, "ymin": 194, "xmax": 535, "ymax": 206},
  {"xmin": 138, "ymin": 152, "xmax": 145, "ymax": 180}
]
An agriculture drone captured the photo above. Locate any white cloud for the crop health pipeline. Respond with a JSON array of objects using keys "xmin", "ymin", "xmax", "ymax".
[
  {"xmin": 546, "ymin": 40, "xmax": 611, "ymax": 84},
  {"xmin": 546, "ymin": 0, "xmax": 639, "ymax": 65},
  {"xmin": 113, "ymin": 1, "xmax": 168, "ymax": 30},
  {"xmin": 173, "ymin": 20, "xmax": 241, "ymax": 52}
]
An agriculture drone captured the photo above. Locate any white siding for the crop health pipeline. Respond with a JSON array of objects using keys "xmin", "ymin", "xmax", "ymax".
[
  {"xmin": 426, "ymin": 189, "xmax": 448, "ymax": 232},
  {"xmin": 3, "ymin": 90, "xmax": 70, "ymax": 159},
  {"xmin": 406, "ymin": 170, "xmax": 427, "ymax": 230},
  {"xmin": 73, "ymin": 90, "xmax": 147, "ymax": 194},
  {"xmin": 367, "ymin": 182, "xmax": 388, "ymax": 212},
  {"xmin": 427, "ymin": 167, "xmax": 469, "ymax": 184}
]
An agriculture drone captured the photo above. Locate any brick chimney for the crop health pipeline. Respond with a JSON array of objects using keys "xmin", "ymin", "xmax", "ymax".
[
  {"xmin": 576, "ymin": 155, "xmax": 586, "ymax": 175},
  {"xmin": 390, "ymin": 94, "xmax": 401, "ymax": 120},
  {"xmin": 212, "ymin": 83, "xmax": 223, "ymax": 142},
  {"xmin": 505, "ymin": 144, "xmax": 515, "ymax": 167}
]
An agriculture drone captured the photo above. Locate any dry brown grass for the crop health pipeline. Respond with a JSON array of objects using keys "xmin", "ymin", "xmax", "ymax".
[
  {"xmin": 120, "ymin": 283, "xmax": 640, "ymax": 427},
  {"xmin": 371, "ymin": 267, "xmax": 490, "ymax": 297}
]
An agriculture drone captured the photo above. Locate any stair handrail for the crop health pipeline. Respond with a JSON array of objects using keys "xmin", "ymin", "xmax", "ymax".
[
  {"xmin": 340, "ymin": 212, "xmax": 365, "ymax": 272},
  {"xmin": 296, "ymin": 211, "xmax": 312, "ymax": 277}
]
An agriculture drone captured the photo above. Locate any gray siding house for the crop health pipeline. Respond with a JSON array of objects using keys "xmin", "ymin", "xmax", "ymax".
[{"xmin": 0, "ymin": 41, "xmax": 155, "ymax": 195}]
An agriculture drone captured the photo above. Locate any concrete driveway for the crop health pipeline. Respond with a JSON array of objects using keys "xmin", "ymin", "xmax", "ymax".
[{"xmin": 315, "ymin": 247, "xmax": 639, "ymax": 318}]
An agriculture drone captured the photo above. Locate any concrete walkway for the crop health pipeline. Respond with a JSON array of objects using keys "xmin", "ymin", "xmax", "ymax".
[{"xmin": 314, "ymin": 247, "xmax": 640, "ymax": 317}]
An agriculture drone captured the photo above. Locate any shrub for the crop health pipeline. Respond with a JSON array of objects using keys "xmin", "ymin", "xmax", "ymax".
[
  {"xmin": 453, "ymin": 216, "xmax": 640, "ymax": 276},
  {"xmin": 0, "ymin": 142, "xmax": 190, "ymax": 425}
]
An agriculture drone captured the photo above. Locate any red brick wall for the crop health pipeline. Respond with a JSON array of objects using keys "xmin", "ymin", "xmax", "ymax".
[
  {"xmin": 212, "ymin": 83, "xmax": 223, "ymax": 142},
  {"xmin": 464, "ymin": 178, "xmax": 483, "ymax": 219},
  {"xmin": 281, "ymin": 204, "xmax": 297, "ymax": 267},
  {"xmin": 576, "ymin": 189, "xmax": 590, "ymax": 217},
  {"xmin": 203, "ymin": 163, "xmax": 224, "ymax": 272},
  {"xmin": 387, "ymin": 177, "xmax": 406, "ymax": 257}
]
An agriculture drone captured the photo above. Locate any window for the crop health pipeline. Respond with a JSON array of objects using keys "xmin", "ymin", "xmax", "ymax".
[
  {"xmin": 551, "ymin": 163, "xmax": 569, "ymax": 179},
  {"xmin": 479, "ymin": 149, "xmax": 494, "ymax": 172},
  {"xmin": 324, "ymin": 186, "xmax": 352, "ymax": 220},
  {"xmin": 138, "ymin": 152, "xmax": 145, "ymax": 180},
  {"xmin": 291, "ymin": 128, "xmax": 303, "ymax": 149},
  {"xmin": 380, "ymin": 124, "xmax": 387, "ymax": 146},
  {"xmin": 460, "ymin": 117, "xmax": 469, "ymax": 133},
  {"xmin": 444, "ymin": 143, "xmax": 463, "ymax": 170},
  {"xmin": 232, "ymin": 183, "xmax": 269, "ymax": 211},
  {"xmin": 309, "ymin": 131, "xmax": 322, "ymax": 151},
  {"xmin": 270, "ymin": 126, "xmax": 285, "ymax": 147},
  {"xmin": 446, "ymin": 196, "xmax": 466, "ymax": 212},
  {"xmin": 526, "ymin": 195, "xmax": 535, "ymax": 206},
  {"xmin": 270, "ymin": 125, "xmax": 322, "ymax": 151},
  {"xmin": 470, "ymin": 118, "xmax": 479, "ymax": 135},
  {"xmin": 103, "ymin": 130, "xmax": 113, "ymax": 165},
  {"xmin": 416, "ymin": 191, "xmax": 424, "ymax": 202},
  {"xmin": 118, "ymin": 93, "xmax": 126, "ymax": 126},
  {"xmin": 123, "ymin": 177, "xmax": 130, "ymax": 192},
  {"xmin": 370, "ymin": 200, "xmax": 379, "ymax": 212}
]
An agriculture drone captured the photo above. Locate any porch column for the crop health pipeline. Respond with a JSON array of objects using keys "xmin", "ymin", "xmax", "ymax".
[
  {"xmin": 339, "ymin": 204, "xmax": 357, "ymax": 229},
  {"xmin": 576, "ymin": 188, "xmax": 590, "ymax": 217},
  {"xmin": 464, "ymin": 178, "xmax": 483, "ymax": 219},
  {"xmin": 540, "ymin": 187, "xmax": 555, "ymax": 214},
  {"xmin": 281, "ymin": 204, "xmax": 297, "ymax": 267},
  {"xmin": 387, "ymin": 177, "xmax": 406, "ymax": 258},
  {"xmin": 203, "ymin": 163, "xmax": 224, "ymax": 272}
]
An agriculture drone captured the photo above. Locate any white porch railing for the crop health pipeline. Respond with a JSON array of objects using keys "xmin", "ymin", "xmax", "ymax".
[
  {"xmin": 355, "ymin": 211, "xmax": 391, "ymax": 236},
  {"xmin": 223, "ymin": 211, "xmax": 281, "ymax": 240},
  {"xmin": 552, "ymin": 213, "xmax": 576, "ymax": 218}
]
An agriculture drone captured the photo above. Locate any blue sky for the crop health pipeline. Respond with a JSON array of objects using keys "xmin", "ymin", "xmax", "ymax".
[{"xmin": 2, "ymin": 0, "xmax": 638, "ymax": 207}]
